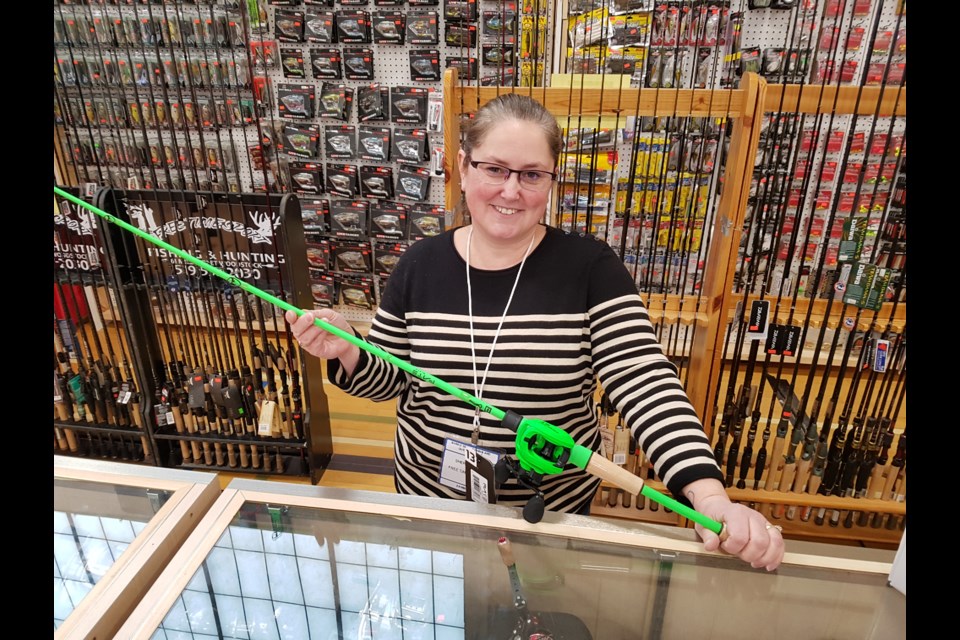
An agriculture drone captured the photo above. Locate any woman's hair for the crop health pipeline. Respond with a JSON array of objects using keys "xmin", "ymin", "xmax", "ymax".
[{"xmin": 453, "ymin": 93, "xmax": 562, "ymax": 226}]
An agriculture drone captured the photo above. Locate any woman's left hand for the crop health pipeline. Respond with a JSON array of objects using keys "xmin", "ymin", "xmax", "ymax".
[{"xmin": 685, "ymin": 479, "xmax": 785, "ymax": 571}]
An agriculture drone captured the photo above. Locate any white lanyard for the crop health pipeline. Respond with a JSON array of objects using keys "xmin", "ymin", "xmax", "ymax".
[{"xmin": 466, "ymin": 226, "xmax": 536, "ymax": 444}]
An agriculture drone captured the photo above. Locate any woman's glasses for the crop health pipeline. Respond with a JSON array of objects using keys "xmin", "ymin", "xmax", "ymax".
[{"xmin": 468, "ymin": 160, "xmax": 556, "ymax": 192}]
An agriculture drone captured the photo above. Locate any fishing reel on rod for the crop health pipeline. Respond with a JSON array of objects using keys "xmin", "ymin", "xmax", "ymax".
[
  {"xmin": 494, "ymin": 456, "xmax": 547, "ymax": 524},
  {"xmin": 496, "ymin": 410, "xmax": 584, "ymax": 524}
]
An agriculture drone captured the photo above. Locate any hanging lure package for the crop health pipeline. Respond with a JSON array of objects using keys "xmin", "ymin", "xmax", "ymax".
[
  {"xmin": 407, "ymin": 203, "xmax": 445, "ymax": 240},
  {"xmin": 328, "ymin": 199, "xmax": 370, "ymax": 238},
  {"xmin": 326, "ymin": 163, "xmax": 360, "ymax": 198},
  {"xmin": 304, "ymin": 10, "xmax": 336, "ymax": 44},
  {"xmin": 325, "ymin": 125, "xmax": 358, "ymax": 160},
  {"xmin": 659, "ymin": 49, "xmax": 677, "ymax": 88},
  {"xmin": 300, "ymin": 197, "xmax": 330, "ymax": 232},
  {"xmin": 480, "ymin": 66, "xmax": 515, "ymax": 86},
  {"xmin": 392, "ymin": 128, "xmax": 429, "ymax": 165},
  {"xmin": 259, "ymin": 118, "xmax": 284, "ymax": 151},
  {"xmin": 275, "ymin": 10, "xmax": 305, "ymax": 43},
  {"xmin": 358, "ymin": 124, "xmax": 392, "ymax": 161},
  {"xmin": 445, "ymin": 21, "xmax": 477, "ymax": 47},
  {"xmin": 280, "ymin": 47, "xmax": 306, "ymax": 78},
  {"xmin": 445, "ymin": 56, "xmax": 478, "ymax": 80},
  {"xmin": 336, "ymin": 11, "xmax": 372, "ymax": 44},
  {"xmin": 427, "ymin": 91, "xmax": 443, "ymax": 134},
  {"xmin": 310, "ymin": 48, "xmax": 342, "ymax": 80},
  {"xmin": 277, "ymin": 83, "xmax": 315, "ymax": 118},
  {"xmin": 390, "ymin": 87, "xmax": 429, "ymax": 125},
  {"xmin": 608, "ymin": 12, "xmax": 648, "ymax": 48},
  {"xmin": 409, "ymin": 49, "xmax": 441, "ymax": 81},
  {"xmin": 360, "ymin": 165, "xmax": 396, "ymax": 199},
  {"xmin": 343, "ymin": 47, "xmax": 375, "ymax": 80},
  {"xmin": 604, "ymin": 47, "xmax": 644, "ymax": 76},
  {"xmin": 444, "ymin": 0, "xmax": 479, "ymax": 22},
  {"xmin": 740, "ymin": 47, "xmax": 762, "ymax": 76},
  {"xmin": 481, "ymin": 40, "xmax": 516, "ymax": 67},
  {"xmin": 279, "ymin": 122, "xmax": 321, "ymax": 159},
  {"xmin": 340, "ymin": 276, "xmax": 378, "ymax": 310},
  {"xmin": 306, "ymin": 241, "xmax": 331, "ymax": 270},
  {"xmin": 369, "ymin": 201, "xmax": 408, "ymax": 240},
  {"xmin": 310, "ymin": 271, "xmax": 337, "ymax": 309},
  {"xmin": 397, "ymin": 166, "xmax": 432, "ymax": 202},
  {"xmin": 761, "ymin": 47, "xmax": 784, "ymax": 77},
  {"xmin": 317, "ymin": 82, "xmax": 354, "ymax": 120},
  {"xmin": 373, "ymin": 10, "xmax": 406, "ymax": 44},
  {"xmin": 694, "ymin": 47, "xmax": 712, "ymax": 88},
  {"xmin": 289, "ymin": 161, "xmax": 325, "ymax": 195},
  {"xmin": 482, "ymin": 10, "xmax": 517, "ymax": 36},
  {"xmin": 406, "ymin": 11, "xmax": 440, "ymax": 44},
  {"xmin": 357, "ymin": 84, "xmax": 390, "ymax": 122},
  {"xmin": 373, "ymin": 240, "xmax": 407, "ymax": 277},
  {"xmin": 333, "ymin": 240, "xmax": 374, "ymax": 275}
]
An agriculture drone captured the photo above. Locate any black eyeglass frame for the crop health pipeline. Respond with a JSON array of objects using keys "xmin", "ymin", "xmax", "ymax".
[{"xmin": 467, "ymin": 160, "xmax": 557, "ymax": 191}]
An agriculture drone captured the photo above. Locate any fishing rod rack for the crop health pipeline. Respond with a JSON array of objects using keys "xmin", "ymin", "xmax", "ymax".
[
  {"xmin": 443, "ymin": 68, "xmax": 906, "ymax": 544},
  {"xmin": 54, "ymin": 186, "xmax": 334, "ymax": 483}
]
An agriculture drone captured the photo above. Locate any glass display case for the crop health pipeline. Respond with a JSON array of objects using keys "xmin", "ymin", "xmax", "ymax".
[
  {"xmin": 53, "ymin": 456, "xmax": 221, "ymax": 640},
  {"xmin": 116, "ymin": 479, "xmax": 906, "ymax": 640}
]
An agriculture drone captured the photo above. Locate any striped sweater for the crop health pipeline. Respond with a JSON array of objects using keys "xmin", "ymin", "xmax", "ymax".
[{"xmin": 328, "ymin": 225, "xmax": 723, "ymax": 513}]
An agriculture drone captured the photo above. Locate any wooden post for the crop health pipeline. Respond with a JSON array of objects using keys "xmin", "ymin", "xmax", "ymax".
[{"xmin": 686, "ymin": 72, "xmax": 767, "ymax": 431}]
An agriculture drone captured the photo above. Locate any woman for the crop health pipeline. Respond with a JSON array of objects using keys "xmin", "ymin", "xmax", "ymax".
[{"xmin": 286, "ymin": 93, "xmax": 784, "ymax": 571}]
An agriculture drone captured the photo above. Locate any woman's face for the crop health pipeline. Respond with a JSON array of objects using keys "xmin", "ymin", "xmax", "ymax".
[{"xmin": 457, "ymin": 118, "xmax": 555, "ymax": 243}]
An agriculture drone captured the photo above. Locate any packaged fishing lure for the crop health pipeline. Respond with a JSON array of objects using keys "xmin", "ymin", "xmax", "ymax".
[
  {"xmin": 326, "ymin": 164, "xmax": 360, "ymax": 198},
  {"xmin": 406, "ymin": 11, "xmax": 440, "ymax": 45},
  {"xmin": 358, "ymin": 124, "xmax": 392, "ymax": 161},
  {"xmin": 280, "ymin": 48, "xmax": 306, "ymax": 78},
  {"xmin": 360, "ymin": 165, "xmax": 396, "ymax": 199},
  {"xmin": 317, "ymin": 82, "xmax": 354, "ymax": 121},
  {"xmin": 336, "ymin": 11, "xmax": 372, "ymax": 44},
  {"xmin": 343, "ymin": 47, "xmax": 375, "ymax": 80},
  {"xmin": 310, "ymin": 48, "xmax": 342, "ymax": 80},
  {"xmin": 304, "ymin": 11, "xmax": 336, "ymax": 44},
  {"xmin": 409, "ymin": 49, "xmax": 441, "ymax": 81},
  {"xmin": 329, "ymin": 199, "xmax": 370, "ymax": 238},
  {"xmin": 397, "ymin": 166, "xmax": 431, "ymax": 202},
  {"xmin": 275, "ymin": 10, "xmax": 305, "ymax": 42},
  {"xmin": 277, "ymin": 83, "xmax": 315, "ymax": 119},
  {"xmin": 280, "ymin": 122, "xmax": 321, "ymax": 159},
  {"xmin": 325, "ymin": 125, "xmax": 357, "ymax": 160},
  {"xmin": 407, "ymin": 203, "xmax": 445, "ymax": 241},
  {"xmin": 372, "ymin": 10, "xmax": 406, "ymax": 44},
  {"xmin": 392, "ymin": 128, "xmax": 429, "ymax": 165},
  {"xmin": 370, "ymin": 201, "xmax": 408, "ymax": 240},
  {"xmin": 390, "ymin": 87, "xmax": 428, "ymax": 125},
  {"xmin": 357, "ymin": 85, "xmax": 390, "ymax": 122}
]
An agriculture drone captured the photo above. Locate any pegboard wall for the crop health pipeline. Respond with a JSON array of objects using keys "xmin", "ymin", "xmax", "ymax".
[
  {"xmin": 54, "ymin": 0, "xmax": 905, "ymax": 323},
  {"xmin": 53, "ymin": 0, "xmax": 556, "ymax": 325}
]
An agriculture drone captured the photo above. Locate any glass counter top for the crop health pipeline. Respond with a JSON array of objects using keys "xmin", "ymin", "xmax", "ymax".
[
  {"xmin": 117, "ymin": 479, "xmax": 906, "ymax": 640},
  {"xmin": 54, "ymin": 476, "xmax": 172, "ymax": 628},
  {"xmin": 53, "ymin": 456, "xmax": 221, "ymax": 640}
]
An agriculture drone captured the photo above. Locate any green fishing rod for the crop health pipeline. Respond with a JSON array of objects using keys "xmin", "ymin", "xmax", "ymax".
[{"xmin": 54, "ymin": 185, "xmax": 727, "ymax": 538}]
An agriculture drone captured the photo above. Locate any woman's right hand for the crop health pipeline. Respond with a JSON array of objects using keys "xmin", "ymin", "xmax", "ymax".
[{"xmin": 285, "ymin": 309, "xmax": 360, "ymax": 373}]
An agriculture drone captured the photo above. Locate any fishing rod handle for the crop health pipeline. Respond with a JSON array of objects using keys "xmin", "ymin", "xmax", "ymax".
[{"xmin": 585, "ymin": 453, "xmax": 728, "ymax": 541}]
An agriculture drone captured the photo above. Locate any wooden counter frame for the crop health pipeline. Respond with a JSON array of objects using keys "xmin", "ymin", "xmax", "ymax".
[
  {"xmin": 54, "ymin": 456, "xmax": 222, "ymax": 640},
  {"xmin": 115, "ymin": 479, "xmax": 899, "ymax": 640}
]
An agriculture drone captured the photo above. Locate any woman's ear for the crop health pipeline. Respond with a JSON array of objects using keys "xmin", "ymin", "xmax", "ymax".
[{"xmin": 457, "ymin": 149, "xmax": 468, "ymax": 184}]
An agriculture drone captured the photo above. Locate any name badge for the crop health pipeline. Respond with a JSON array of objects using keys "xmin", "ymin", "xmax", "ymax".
[{"xmin": 439, "ymin": 438, "xmax": 500, "ymax": 493}]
